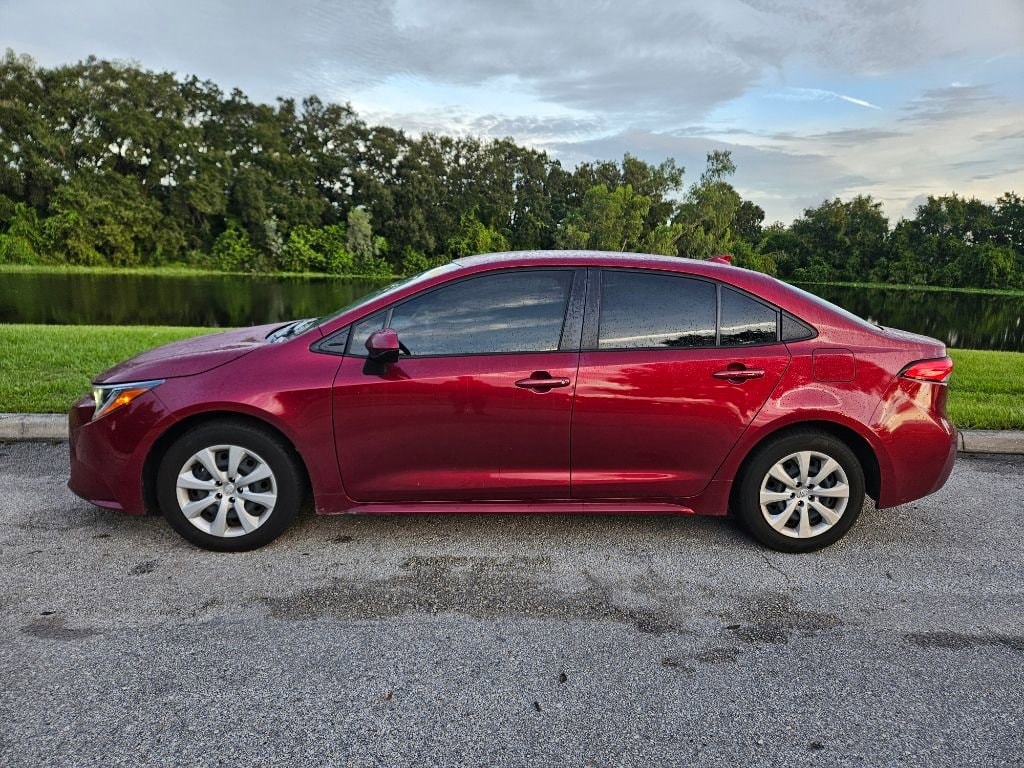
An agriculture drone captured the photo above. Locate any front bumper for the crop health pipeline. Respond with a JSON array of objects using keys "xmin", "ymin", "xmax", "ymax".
[{"xmin": 68, "ymin": 391, "xmax": 172, "ymax": 515}]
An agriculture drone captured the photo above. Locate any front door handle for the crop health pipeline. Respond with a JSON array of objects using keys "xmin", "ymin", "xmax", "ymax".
[
  {"xmin": 515, "ymin": 372, "xmax": 571, "ymax": 390},
  {"xmin": 712, "ymin": 367, "xmax": 766, "ymax": 381}
]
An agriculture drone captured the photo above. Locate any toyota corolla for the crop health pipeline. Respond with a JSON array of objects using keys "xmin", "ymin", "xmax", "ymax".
[{"xmin": 68, "ymin": 251, "xmax": 956, "ymax": 552}]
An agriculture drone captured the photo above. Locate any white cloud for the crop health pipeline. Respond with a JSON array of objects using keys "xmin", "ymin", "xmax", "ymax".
[
  {"xmin": 549, "ymin": 99, "xmax": 1024, "ymax": 223},
  {"xmin": 774, "ymin": 87, "xmax": 883, "ymax": 110},
  {"xmin": 836, "ymin": 94, "xmax": 882, "ymax": 110},
  {"xmin": 4, "ymin": 0, "xmax": 1022, "ymax": 116}
]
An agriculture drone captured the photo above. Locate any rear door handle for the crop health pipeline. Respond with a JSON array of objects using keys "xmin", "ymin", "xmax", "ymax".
[
  {"xmin": 712, "ymin": 368, "xmax": 765, "ymax": 380},
  {"xmin": 515, "ymin": 373, "xmax": 571, "ymax": 390}
]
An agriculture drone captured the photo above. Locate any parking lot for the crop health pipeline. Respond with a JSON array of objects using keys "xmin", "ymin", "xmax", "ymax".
[{"xmin": 1, "ymin": 441, "xmax": 1022, "ymax": 767}]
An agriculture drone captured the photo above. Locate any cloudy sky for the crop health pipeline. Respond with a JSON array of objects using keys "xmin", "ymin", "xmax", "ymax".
[{"xmin": 3, "ymin": 0, "xmax": 1023, "ymax": 223}]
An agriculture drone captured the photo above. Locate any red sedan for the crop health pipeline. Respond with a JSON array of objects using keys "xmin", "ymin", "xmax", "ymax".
[{"xmin": 68, "ymin": 251, "xmax": 956, "ymax": 552}]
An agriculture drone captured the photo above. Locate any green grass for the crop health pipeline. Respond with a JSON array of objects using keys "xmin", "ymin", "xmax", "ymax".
[
  {"xmin": 948, "ymin": 349, "xmax": 1024, "ymax": 429},
  {"xmin": 0, "ymin": 325, "xmax": 219, "ymax": 414},
  {"xmin": 1, "ymin": 324, "xmax": 1022, "ymax": 429}
]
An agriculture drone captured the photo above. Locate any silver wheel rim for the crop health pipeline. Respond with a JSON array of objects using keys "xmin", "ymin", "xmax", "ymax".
[
  {"xmin": 759, "ymin": 450, "xmax": 850, "ymax": 539},
  {"xmin": 175, "ymin": 444, "xmax": 277, "ymax": 538}
]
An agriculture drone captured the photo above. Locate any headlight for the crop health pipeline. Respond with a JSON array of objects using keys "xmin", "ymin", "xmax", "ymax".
[{"xmin": 91, "ymin": 379, "xmax": 164, "ymax": 420}]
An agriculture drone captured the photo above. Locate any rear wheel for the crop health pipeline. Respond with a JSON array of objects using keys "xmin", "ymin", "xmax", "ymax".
[
  {"xmin": 735, "ymin": 430, "xmax": 865, "ymax": 552},
  {"xmin": 156, "ymin": 421, "xmax": 303, "ymax": 551}
]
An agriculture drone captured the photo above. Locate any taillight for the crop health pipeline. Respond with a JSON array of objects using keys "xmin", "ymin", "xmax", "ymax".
[{"xmin": 900, "ymin": 356, "xmax": 953, "ymax": 384}]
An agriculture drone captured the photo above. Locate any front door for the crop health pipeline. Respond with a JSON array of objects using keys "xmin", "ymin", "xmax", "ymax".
[{"xmin": 332, "ymin": 269, "xmax": 582, "ymax": 503}]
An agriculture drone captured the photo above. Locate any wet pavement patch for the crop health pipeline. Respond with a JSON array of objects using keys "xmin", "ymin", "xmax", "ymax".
[
  {"xmin": 128, "ymin": 559, "xmax": 159, "ymax": 575},
  {"xmin": 692, "ymin": 646, "xmax": 742, "ymax": 664},
  {"xmin": 904, "ymin": 631, "xmax": 1024, "ymax": 652},
  {"xmin": 722, "ymin": 593, "xmax": 842, "ymax": 646},
  {"xmin": 660, "ymin": 657, "xmax": 697, "ymax": 673},
  {"xmin": 262, "ymin": 556, "xmax": 691, "ymax": 636},
  {"xmin": 20, "ymin": 616, "xmax": 100, "ymax": 641}
]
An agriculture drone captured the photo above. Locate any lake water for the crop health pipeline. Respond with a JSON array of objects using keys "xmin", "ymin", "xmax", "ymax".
[
  {"xmin": 0, "ymin": 271, "xmax": 386, "ymax": 329},
  {"xmin": 800, "ymin": 283, "xmax": 1024, "ymax": 353},
  {"xmin": 1, "ymin": 271, "xmax": 1021, "ymax": 352}
]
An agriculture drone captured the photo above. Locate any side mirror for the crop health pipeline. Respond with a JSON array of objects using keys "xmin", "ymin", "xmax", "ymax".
[{"xmin": 365, "ymin": 327, "xmax": 401, "ymax": 365}]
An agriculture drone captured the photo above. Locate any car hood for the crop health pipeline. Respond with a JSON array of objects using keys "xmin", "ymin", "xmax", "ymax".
[{"xmin": 95, "ymin": 323, "xmax": 289, "ymax": 384}]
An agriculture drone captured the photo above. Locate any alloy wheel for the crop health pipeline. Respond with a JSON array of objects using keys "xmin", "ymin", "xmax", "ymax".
[
  {"xmin": 758, "ymin": 450, "xmax": 850, "ymax": 539},
  {"xmin": 174, "ymin": 444, "xmax": 277, "ymax": 538}
]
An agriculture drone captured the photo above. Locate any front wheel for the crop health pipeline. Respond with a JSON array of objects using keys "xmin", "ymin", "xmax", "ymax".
[
  {"xmin": 156, "ymin": 421, "xmax": 303, "ymax": 551},
  {"xmin": 734, "ymin": 431, "xmax": 866, "ymax": 553}
]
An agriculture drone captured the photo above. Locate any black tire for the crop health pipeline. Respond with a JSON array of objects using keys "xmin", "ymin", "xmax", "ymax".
[
  {"xmin": 156, "ymin": 420, "xmax": 304, "ymax": 552},
  {"xmin": 734, "ymin": 430, "xmax": 866, "ymax": 553}
]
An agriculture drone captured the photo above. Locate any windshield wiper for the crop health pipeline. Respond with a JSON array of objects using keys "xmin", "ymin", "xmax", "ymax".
[{"xmin": 267, "ymin": 318, "xmax": 315, "ymax": 342}]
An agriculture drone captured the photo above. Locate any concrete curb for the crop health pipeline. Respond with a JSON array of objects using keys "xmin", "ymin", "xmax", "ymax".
[
  {"xmin": 0, "ymin": 413, "xmax": 67, "ymax": 441},
  {"xmin": 2, "ymin": 412, "xmax": 1024, "ymax": 455},
  {"xmin": 958, "ymin": 429, "xmax": 1024, "ymax": 455}
]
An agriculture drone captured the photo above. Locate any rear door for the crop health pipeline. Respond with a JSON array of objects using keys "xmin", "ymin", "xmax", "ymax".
[{"xmin": 570, "ymin": 269, "xmax": 791, "ymax": 499}]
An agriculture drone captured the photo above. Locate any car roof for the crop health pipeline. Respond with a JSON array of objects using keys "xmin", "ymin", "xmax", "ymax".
[
  {"xmin": 452, "ymin": 249, "xmax": 779, "ymax": 291},
  {"xmin": 456, "ymin": 250, "xmax": 716, "ymax": 272}
]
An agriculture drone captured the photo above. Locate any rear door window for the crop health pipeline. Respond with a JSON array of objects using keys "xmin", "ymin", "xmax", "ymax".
[
  {"xmin": 719, "ymin": 287, "xmax": 779, "ymax": 346},
  {"xmin": 597, "ymin": 271, "xmax": 717, "ymax": 349}
]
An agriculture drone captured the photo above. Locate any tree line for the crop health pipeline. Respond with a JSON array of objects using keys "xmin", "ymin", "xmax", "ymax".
[{"xmin": 1, "ymin": 51, "xmax": 1022, "ymax": 288}]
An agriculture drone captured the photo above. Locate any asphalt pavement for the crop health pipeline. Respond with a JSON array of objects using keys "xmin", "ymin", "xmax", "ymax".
[{"xmin": 1, "ymin": 441, "xmax": 1022, "ymax": 767}]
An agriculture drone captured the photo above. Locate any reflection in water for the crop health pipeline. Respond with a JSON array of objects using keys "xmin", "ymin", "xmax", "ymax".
[
  {"xmin": 0, "ymin": 272, "xmax": 389, "ymax": 328},
  {"xmin": 799, "ymin": 283, "xmax": 1024, "ymax": 352},
  {"xmin": 0, "ymin": 271, "xmax": 1022, "ymax": 352}
]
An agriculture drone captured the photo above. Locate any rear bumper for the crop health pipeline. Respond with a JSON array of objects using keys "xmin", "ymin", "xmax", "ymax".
[
  {"xmin": 874, "ymin": 380, "xmax": 957, "ymax": 508},
  {"xmin": 68, "ymin": 392, "xmax": 172, "ymax": 515}
]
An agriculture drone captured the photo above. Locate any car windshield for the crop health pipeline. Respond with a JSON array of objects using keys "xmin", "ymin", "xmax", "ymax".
[{"xmin": 314, "ymin": 263, "xmax": 461, "ymax": 328}]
